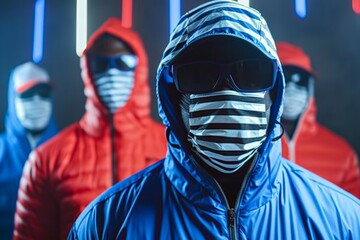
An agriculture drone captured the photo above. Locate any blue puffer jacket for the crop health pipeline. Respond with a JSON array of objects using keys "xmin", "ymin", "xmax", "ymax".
[
  {"xmin": 69, "ymin": 1, "xmax": 360, "ymax": 239},
  {"xmin": 0, "ymin": 67, "xmax": 58, "ymax": 240}
]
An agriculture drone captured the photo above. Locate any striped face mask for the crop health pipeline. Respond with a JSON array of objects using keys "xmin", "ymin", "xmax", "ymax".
[
  {"xmin": 93, "ymin": 68, "xmax": 134, "ymax": 113},
  {"xmin": 186, "ymin": 90, "xmax": 268, "ymax": 174},
  {"xmin": 15, "ymin": 95, "xmax": 52, "ymax": 131},
  {"xmin": 282, "ymin": 82, "xmax": 308, "ymax": 120}
]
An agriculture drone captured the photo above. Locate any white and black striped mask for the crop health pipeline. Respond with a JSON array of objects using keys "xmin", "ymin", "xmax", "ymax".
[
  {"xmin": 186, "ymin": 90, "xmax": 268, "ymax": 174},
  {"xmin": 93, "ymin": 68, "xmax": 134, "ymax": 113},
  {"xmin": 282, "ymin": 82, "xmax": 309, "ymax": 120},
  {"xmin": 15, "ymin": 95, "xmax": 52, "ymax": 131}
]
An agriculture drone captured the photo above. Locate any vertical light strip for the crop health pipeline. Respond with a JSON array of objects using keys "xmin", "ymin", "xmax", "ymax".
[
  {"xmin": 76, "ymin": 0, "xmax": 87, "ymax": 56},
  {"xmin": 236, "ymin": 0, "xmax": 249, "ymax": 6},
  {"xmin": 295, "ymin": 0, "xmax": 307, "ymax": 18},
  {"xmin": 33, "ymin": 0, "xmax": 45, "ymax": 63},
  {"xmin": 353, "ymin": 0, "xmax": 360, "ymax": 14},
  {"xmin": 122, "ymin": 0, "xmax": 133, "ymax": 28},
  {"xmin": 169, "ymin": 0, "xmax": 181, "ymax": 35}
]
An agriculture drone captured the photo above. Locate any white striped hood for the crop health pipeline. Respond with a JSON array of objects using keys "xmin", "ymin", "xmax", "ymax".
[
  {"xmin": 158, "ymin": 1, "xmax": 279, "ymax": 70},
  {"xmin": 156, "ymin": 0, "xmax": 284, "ymax": 152}
]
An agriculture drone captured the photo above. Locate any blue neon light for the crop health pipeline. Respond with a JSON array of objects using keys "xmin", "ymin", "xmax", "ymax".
[
  {"xmin": 169, "ymin": 0, "xmax": 181, "ymax": 35},
  {"xmin": 295, "ymin": 0, "xmax": 307, "ymax": 18},
  {"xmin": 33, "ymin": 0, "xmax": 45, "ymax": 63}
]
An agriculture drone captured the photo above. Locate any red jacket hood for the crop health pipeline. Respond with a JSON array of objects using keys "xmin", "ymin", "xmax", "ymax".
[
  {"xmin": 79, "ymin": 18, "xmax": 151, "ymax": 137},
  {"xmin": 276, "ymin": 42, "xmax": 315, "ymax": 75},
  {"xmin": 277, "ymin": 42, "xmax": 318, "ymax": 137}
]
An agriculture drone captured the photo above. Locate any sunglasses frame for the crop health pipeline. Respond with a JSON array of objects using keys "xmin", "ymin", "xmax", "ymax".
[
  {"xmin": 17, "ymin": 84, "xmax": 52, "ymax": 99},
  {"xmin": 89, "ymin": 53, "xmax": 138, "ymax": 74},
  {"xmin": 282, "ymin": 66, "xmax": 313, "ymax": 88},
  {"xmin": 172, "ymin": 58, "xmax": 279, "ymax": 94}
]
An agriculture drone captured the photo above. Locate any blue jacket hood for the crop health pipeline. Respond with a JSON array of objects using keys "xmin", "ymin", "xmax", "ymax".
[
  {"xmin": 156, "ymin": 0, "xmax": 285, "ymax": 210},
  {"xmin": 4, "ymin": 63, "xmax": 58, "ymax": 157}
]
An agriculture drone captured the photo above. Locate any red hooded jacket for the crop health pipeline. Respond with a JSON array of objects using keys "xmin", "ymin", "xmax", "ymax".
[
  {"xmin": 13, "ymin": 18, "xmax": 167, "ymax": 239},
  {"xmin": 277, "ymin": 42, "xmax": 360, "ymax": 198}
]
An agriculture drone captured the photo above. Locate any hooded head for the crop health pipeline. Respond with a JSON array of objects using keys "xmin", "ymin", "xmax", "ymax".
[
  {"xmin": 80, "ymin": 18, "xmax": 151, "ymax": 136},
  {"xmin": 5, "ymin": 62, "xmax": 58, "ymax": 151},
  {"xmin": 156, "ymin": 1, "xmax": 285, "ymax": 174},
  {"xmin": 277, "ymin": 42, "xmax": 315, "ymax": 123}
]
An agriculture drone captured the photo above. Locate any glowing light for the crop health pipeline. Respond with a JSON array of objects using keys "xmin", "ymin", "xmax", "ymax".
[
  {"xmin": 169, "ymin": 0, "xmax": 181, "ymax": 35},
  {"xmin": 33, "ymin": 0, "xmax": 45, "ymax": 63},
  {"xmin": 353, "ymin": 0, "xmax": 360, "ymax": 14},
  {"xmin": 122, "ymin": 0, "xmax": 133, "ymax": 28},
  {"xmin": 236, "ymin": 0, "xmax": 249, "ymax": 6},
  {"xmin": 76, "ymin": 0, "xmax": 87, "ymax": 56},
  {"xmin": 295, "ymin": 0, "xmax": 307, "ymax": 18}
]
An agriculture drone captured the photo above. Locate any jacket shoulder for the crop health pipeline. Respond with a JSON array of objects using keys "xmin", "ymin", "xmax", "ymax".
[
  {"xmin": 35, "ymin": 122, "xmax": 83, "ymax": 155},
  {"xmin": 71, "ymin": 160, "xmax": 165, "ymax": 236},
  {"xmin": 281, "ymin": 159, "xmax": 360, "ymax": 226},
  {"xmin": 315, "ymin": 124, "xmax": 356, "ymax": 153}
]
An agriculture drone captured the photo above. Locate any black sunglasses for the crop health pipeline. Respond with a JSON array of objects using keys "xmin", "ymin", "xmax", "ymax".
[
  {"xmin": 18, "ymin": 83, "xmax": 52, "ymax": 99},
  {"xmin": 283, "ymin": 66, "xmax": 312, "ymax": 87},
  {"xmin": 89, "ymin": 54, "xmax": 138, "ymax": 74},
  {"xmin": 172, "ymin": 59, "xmax": 278, "ymax": 94}
]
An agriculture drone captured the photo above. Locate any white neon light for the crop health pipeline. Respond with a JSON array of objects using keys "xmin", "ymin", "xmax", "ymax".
[
  {"xmin": 76, "ymin": 0, "xmax": 87, "ymax": 56},
  {"xmin": 236, "ymin": 0, "xmax": 250, "ymax": 7},
  {"xmin": 169, "ymin": 0, "xmax": 181, "ymax": 35}
]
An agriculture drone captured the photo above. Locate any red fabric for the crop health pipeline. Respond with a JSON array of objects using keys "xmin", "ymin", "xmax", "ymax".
[
  {"xmin": 281, "ymin": 100, "xmax": 360, "ymax": 198},
  {"xmin": 278, "ymin": 42, "xmax": 360, "ymax": 198},
  {"xmin": 277, "ymin": 42, "xmax": 315, "ymax": 75},
  {"xmin": 14, "ymin": 18, "xmax": 167, "ymax": 240}
]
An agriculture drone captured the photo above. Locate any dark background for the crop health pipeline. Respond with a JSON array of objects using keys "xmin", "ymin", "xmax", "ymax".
[{"xmin": 1, "ymin": 0, "xmax": 359, "ymax": 158}]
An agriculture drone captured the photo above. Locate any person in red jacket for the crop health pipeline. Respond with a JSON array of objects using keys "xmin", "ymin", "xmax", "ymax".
[
  {"xmin": 13, "ymin": 18, "xmax": 167, "ymax": 239},
  {"xmin": 277, "ymin": 42, "xmax": 360, "ymax": 198}
]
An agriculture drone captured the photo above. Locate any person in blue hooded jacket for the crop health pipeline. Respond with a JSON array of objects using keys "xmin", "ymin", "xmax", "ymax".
[
  {"xmin": 0, "ymin": 62, "xmax": 58, "ymax": 239},
  {"xmin": 68, "ymin": 1, "xmax": 360, "ymax": 239}
]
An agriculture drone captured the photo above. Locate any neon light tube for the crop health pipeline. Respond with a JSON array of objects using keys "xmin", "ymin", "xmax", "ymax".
[
  {"xmin": 236, "ymin": 0, "xmax": 249, "ymax": 6},
  {"xmin": 169, "ymin": 0, "xmax": 181, "ymax": 35},
  {"xmin": 295, "ymin": 0, "xmax": 307, "ymax": 18},
  {"xmin": 76, "ymin": 0, "xmax": 87, "ymax": 56},
  {"xmin": 122, "ymin": 0, "xmax": 133, "ymax": 28},
  {"xmin": 33, "ymin": 0, "xmax": 45, "ymax": 63},
  {"xmin": 353, "ymin": 0, "xmax": 360, "ymax": 14}
]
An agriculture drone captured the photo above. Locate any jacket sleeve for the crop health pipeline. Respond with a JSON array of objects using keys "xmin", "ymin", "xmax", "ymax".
[
  {"xmin": 340, "ymin": 150, "xmax": 360, "ymax": 198},
  {"xmin": 13, "ymin": 150, "xmax": 59, "ymax": 240}
]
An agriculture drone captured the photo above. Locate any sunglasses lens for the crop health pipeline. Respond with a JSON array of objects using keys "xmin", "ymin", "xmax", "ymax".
[
  {"xmin": 283, "ymin": 66, "xmax": 311, "ymax": 87},
  {"xmin": 18, "ymin": 84, "xmax": 51, "ymax": 98},
  {"xmin": 91, "ymin": 58, "xmax": 109, "ymax": 74},
  {"xmin": 174, "ymin": 62, "xmax": 221, "ymax": 93},
  {"xmin": 231, "ymin": 59, "xmax": 276, "ymax": 91},
  {"xmin": 173, "ymin": 59, "xmax": 277, "ymax": 93},
  {"xmin": 114, "ymin": 54, "xmax": 138, "ymax": 71},
  {"xmin": 90, "ymin": 54, "xmax": 138, "ymax": 74}
]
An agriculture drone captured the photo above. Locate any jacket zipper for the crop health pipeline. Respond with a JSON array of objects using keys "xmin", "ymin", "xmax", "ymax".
[
  {"xmin": 110, "ymin": 114, "xmax": 116, "ymax": 185},
  {"xmin": 190, "ymin": 154, "xmax": 257, "ymax": 240},
  {"xmin": 228, "ymin": 208, "xmax": 236, "ymax": 240},
  {"xmin": 190, "ymin": 157, "xmax": 237, "ymax": 239},
  {"xmin": 213, "ymin": 160, "xmax": 255, "ymax": 240},
  {"xmin": 286, "ymin": 105, "xmax": 310, "ymax": 163},
  {"xmin": 232, "ymin": 156, "xmax": 257, "ymax": 240},
  {"xmin": 289, "ymin": 140, "xmax": 295, "ymax": 163},
  {"xmin": 211, "ymin": 179, "xmax": 236, "ymax": 240}
]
